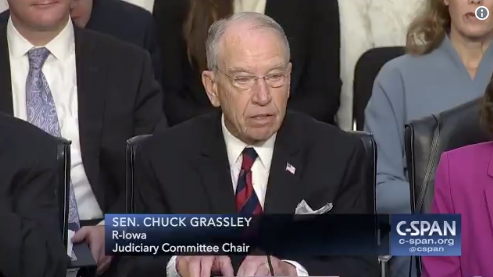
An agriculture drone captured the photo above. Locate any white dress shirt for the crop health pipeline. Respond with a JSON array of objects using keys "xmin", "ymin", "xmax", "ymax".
[
  {"xmin": 166, "ymin": 116, "xmax": 308, "ymax": 277},
  {"xmin": 234, "ymin": 0, "xmax": 267, "ymax": 14},
  {"xmin": 0, "ymin": 0, "xmax": 7, "ymax": 13},
  {"xmin": 7, "ymin": 18, "xmax": 103, "ymax": 221}
]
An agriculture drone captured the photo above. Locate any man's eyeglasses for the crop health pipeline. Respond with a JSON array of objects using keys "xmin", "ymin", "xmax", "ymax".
[{"xmin": 215, "ymin": 67, "xmax": 288, "ymax": 90}]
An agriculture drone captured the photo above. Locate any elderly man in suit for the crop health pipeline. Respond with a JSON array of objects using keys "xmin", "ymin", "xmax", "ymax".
[{"xmin": 118, "ymin": 12, "xmax": 378, "ymax": 277}]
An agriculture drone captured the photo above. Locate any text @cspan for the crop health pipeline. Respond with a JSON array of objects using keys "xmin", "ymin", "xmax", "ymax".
[
  {"xmin": 406, "ymin": 246, "xmax": 446, "ymax": 254},
  {"xmin": 399, "ymin": 238, "xmax": 455, "ymax": 246}
]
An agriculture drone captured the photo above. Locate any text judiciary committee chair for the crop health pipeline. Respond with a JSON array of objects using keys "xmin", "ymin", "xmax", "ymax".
[{"xmin": 153, "ymin": 0, "xmax": 341, "ymax": 126}]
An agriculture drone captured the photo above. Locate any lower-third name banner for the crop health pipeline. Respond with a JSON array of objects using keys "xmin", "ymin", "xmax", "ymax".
[{"xmin": 105, "ymin": 214, "xmax": 385, "ymax": 257}]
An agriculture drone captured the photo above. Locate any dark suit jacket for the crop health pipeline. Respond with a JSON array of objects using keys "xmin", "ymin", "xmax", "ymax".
[
  {"xmin": 86, "ymin": 0, "xmax": 163, "ymax": 87},
  {"xmin": 153, "ymin": 0, "xmax": 341, "ymax": 126},
  {"xmin": 0, "ymin": 24, "xmax": 165, "ymax": 216},
  {"xmin": 118, "ymin": 111, "xmax": 378, "ymax": 277},
  {"xmin": 0, "ymin": 0, "xmax": 163, "ymax": 88},
  {"xmin": 0, "ymin": 112, "xmax": 67, "ymax": 277}
]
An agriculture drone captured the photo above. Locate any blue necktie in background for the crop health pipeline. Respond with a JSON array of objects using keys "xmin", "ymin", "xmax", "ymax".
[{"xmin": 25, "ymin": 47, "xmax": 80, "ymax": 230}]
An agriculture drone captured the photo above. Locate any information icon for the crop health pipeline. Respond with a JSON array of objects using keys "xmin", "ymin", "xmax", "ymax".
[{"xmin": 476, "ymin": 6, "xmax": 489, "ymax": 20}]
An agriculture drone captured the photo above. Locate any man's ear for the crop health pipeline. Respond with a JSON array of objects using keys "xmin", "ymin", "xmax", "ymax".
[
  {"xmin": 286, "ymin": 62, "xmax": 292, "ymax": 98},
  {"xmin": 202, "ymin": 70, "xmax": 220, "ymax": 107}
]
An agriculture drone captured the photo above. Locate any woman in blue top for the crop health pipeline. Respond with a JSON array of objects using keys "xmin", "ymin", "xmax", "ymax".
[{"xmin": 365, "ymin": 0, "xmax": 493, "ymax": 215}]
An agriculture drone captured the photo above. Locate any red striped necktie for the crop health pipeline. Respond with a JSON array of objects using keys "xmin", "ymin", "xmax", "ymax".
[{"xmin": 235, "ymin": 147, "xmax": 263, "ymax": 215}]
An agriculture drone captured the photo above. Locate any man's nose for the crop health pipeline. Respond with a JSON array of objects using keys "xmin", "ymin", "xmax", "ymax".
[{"xmin": 251, "ymin": 79, "xmax": 272, "ymax": 106}]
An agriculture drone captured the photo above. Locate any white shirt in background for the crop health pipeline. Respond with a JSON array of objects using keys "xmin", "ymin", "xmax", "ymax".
[
  {"xmin": 234, "ymin": 0, "xmax": 266, "ymax": 14},
  {"xmin": 0, "ymin": 0, "xmax": 8, "ymax": 13},
  {"xmin": 337, "ymin": 0, "xmax": 425, "ymax": 130},
  {"xmin": 121, "ymin": 0, "xmax": 155, "ymax": 12}
]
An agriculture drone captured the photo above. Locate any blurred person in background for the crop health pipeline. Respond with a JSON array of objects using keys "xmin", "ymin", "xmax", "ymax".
[
  {"xmin": 364, "ymin": 0, "xmax": 493, "ymax": 276},
  {"xmin": 153, "ymin": 0, "xmax": 341, "ymax": 126},
  {"xmin": 421, "ymin": 84, "xmax": 493, "ymax": 276},
  {"xmin": 0, "ymin": 0, "xmax": 164, "ymax": 275},
  {"xmin": 367, "ymin": 0, "xmax": 493, "ymax": 215},
  {"xmin": 0, "ymin": 0, "xmax": 164, "ymax": 89},
  {"xmin": 0, "ymin": 113, "xmax": 67, "ymax": 277},
  {"xmin": 337, "ymin": 0, "xmax": 425, "ymax": 130}
]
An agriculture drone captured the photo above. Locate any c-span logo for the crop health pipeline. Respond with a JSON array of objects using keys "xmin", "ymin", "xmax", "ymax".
[{"xmin": 390, "ymin": 214, "xmax": 461, "ymax": 256}]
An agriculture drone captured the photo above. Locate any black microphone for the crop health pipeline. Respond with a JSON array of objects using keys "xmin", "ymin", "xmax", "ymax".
[{"xmin": 266, "ymin": 255, "xmax": 274, "ymax": 276}]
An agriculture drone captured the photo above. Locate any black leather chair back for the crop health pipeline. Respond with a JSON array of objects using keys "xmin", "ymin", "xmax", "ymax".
[
  {"xmin": 54, "ymin": 138, "xmax": 97, "ymax": 276},
  {"xmin": 348, "ymin": 131, "xmax": 388, "ymax": 275},
  {"xmin": 348, "ymin": 131, "xmax": 377, "ymax": 213},
  {"xmin": 55, "ymin": 137, "xmax": 71, "ymax": 246},
  {"xmin": 405, "ymin": 98, "xmax": 489, "ymax": 276},
  {"xmin": 353, "ymin": 47, "xmax": 405, "ymax": 130},
  {"xmin": 126, "ymin": 134, "xmax": 153, "ymax": 213},
  {"xmin": 405, "ymin": 98, "xmax": 488, "ymax": 213}
]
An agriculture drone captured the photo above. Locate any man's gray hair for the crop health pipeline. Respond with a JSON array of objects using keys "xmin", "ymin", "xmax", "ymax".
[{"xmin": 205, "ymin": 12, "xmax": 291, "ymax": 71}]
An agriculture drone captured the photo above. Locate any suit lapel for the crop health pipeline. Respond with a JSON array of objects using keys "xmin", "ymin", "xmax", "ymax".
[
  {"xmin": 74, "ymin": 28, "xmax": 106, "ymax": 195},
  {"xmin": 485, "ymin": 152, "xmax": 493, "ymax": 231},
  {"xmin": 197, "ymin": 112, "xmax": 237, "ymax": 214},
  {"xmin": 264, "ymin": 112, "xmax": 304, "ymax": 213},
  {"xmin": 0, "ymin": 24, "xmax": 13, "ymax": 115}
]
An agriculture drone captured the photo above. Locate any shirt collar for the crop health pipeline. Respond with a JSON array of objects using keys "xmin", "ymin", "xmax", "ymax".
[
  {"xmin": 221, "ymin": 114, "xmax": 276, "ymax": 170},
  {"xmin": 7, "ymin": 17, "xmax": 75, "ymax": 60}
]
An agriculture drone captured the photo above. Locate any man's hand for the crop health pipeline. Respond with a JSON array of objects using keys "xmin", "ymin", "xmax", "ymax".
[
  {"xmin": 72, "ymin": 226, "xmax": 112, "ymax": 275},
  {"xmin": 176, "ymin": 256, "xmax": 234, "ymax": 277},
  {"xmin": 237, "ymin": 256, "xmax": 298, "ymax": 276}
]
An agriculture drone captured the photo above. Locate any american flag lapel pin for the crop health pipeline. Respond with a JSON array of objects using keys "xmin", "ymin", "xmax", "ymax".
[{"xmin": 286, "ymin": 163, "xmax": 296, "ymax": 174}]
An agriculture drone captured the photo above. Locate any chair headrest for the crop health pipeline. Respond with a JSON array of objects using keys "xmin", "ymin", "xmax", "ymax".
[
  {"xmin": 406, "ymin": 98, "xmax": 490, "ymax": 215},
  {"xmin": 435, "ymin": 98, "xmax": 489, "ymax": 152},
  {"xmin": 127, "ymin": 134, "xmax": 153, "ymax": 148},
  {"xmin": 408, "ymin": 98, "xmax": 489, "ymax": 152}
]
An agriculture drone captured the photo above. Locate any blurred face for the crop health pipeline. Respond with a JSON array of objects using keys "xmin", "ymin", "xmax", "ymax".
[
  {"xmin": 202, "ymin": 23, "xmax": 291, "ymax": 144},
  {"xmin": 7, "ymin": 0, "xmax": 71, "ymax": 31},
  {"xmin": 70, "ymin": 0, "xmax": 93, "ymax": 28},
  {"xmin": 445, "ymin": 0, "xmax": 493, "ymax": 39}
]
